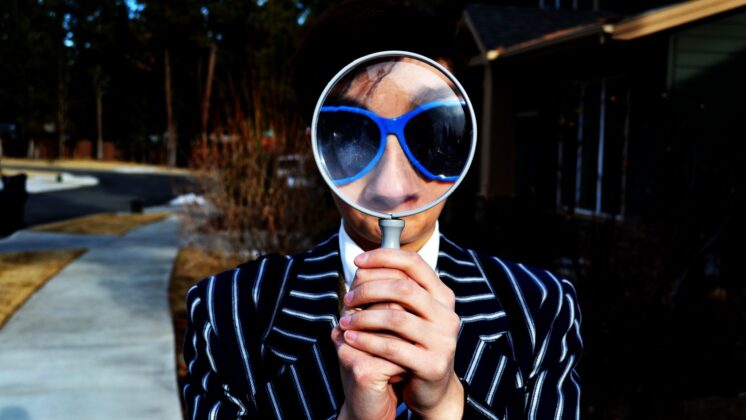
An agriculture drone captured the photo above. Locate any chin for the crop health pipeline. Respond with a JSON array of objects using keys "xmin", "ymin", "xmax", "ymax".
[
  {"xmin": 399, "ymin": 215, "xmax": 431, "ymax": 245},
  {"xmin": 335, "ymin": 196, "xmax": 445, "ymax": 250}
]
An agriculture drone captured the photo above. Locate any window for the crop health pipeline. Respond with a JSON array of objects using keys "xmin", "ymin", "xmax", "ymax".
[
  {"xmin": 558, "ymin": 77, "xmax": 629, "ymax": 219},
  {"xmin": 538, "ymin": 0, "xmax": 595, "ymax": 11}
]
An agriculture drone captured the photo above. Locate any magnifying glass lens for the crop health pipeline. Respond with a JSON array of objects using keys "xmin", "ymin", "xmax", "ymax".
[{"xmin": 312, "ymin": 53, "xmax": 477, "ymax": 219}]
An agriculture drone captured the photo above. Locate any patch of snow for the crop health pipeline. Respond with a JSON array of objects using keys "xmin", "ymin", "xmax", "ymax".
[
  {"xmin": 169, "ymin": 193, "xmax": 207, "ymax": 207},
  {"xmin": 112, "ymin": 166, "xmax": 158, "ymax": 174},
  {"xmin": 1, "ymin": 172, "xmax": 100, "ymax": 194}
]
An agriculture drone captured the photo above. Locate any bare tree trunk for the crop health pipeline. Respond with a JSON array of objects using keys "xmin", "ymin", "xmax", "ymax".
[
  {"xmin": 200, "ymin": 42, "xmax": 218, "ymax": 151},
  {"xmin": 165, "ymin": 49, "xmax": 177, "ymax": 166},
  {"xmin": 57, "ymin": 57, "xmax": 66, "ymax": 159},
  {"xmin": 95, "ymin": 73, "xmax": 104, "ymax": 160}
]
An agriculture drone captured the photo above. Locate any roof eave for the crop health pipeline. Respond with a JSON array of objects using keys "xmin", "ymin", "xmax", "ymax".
[
  {"xmin": 611, "ymin": 0, "xmax": 746, "ymax": 41},
  {"xmin": 487, "ymin": 22, "xmax": 610, "ymax": 61}
]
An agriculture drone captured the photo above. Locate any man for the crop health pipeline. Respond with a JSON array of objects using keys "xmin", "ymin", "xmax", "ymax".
[{"xmin": 183, "ymin": 2, "xmax": 582, "ymax": 419}]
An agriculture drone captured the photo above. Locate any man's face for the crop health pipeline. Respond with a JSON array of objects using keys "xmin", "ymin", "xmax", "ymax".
[{"xmin": 319, "ymin": 58, "xmax": 465, "ymax": 250}]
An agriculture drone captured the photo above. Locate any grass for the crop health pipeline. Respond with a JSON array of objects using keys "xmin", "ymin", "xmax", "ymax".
[
  {"xmin": 0, "ymin": 168, "xmax": 65, "ymax": 178},
  {"xmin": 168, "ymin": 246, "xmax": 242, "ymax": 390},
  {"xmin": 0, "ymin": 249, "xmax": 85, "ymax": 329},
  {"xmin": 31, "ymin": 212, "xmax": 169, "ymax": 236},
  {"xmin": 1, "ymin": 157, "xmax": 192, "ymax": 175}
]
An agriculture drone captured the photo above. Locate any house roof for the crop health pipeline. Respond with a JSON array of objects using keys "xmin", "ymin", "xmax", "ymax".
[
  {"xmin": 463, "ymin": 4, "xmax": 615, "ymax": 60},
  {"xmin": 464, "ymin": 4, "xmax": 612, "ymax": 51},
  {"xmin": 465, "ymin": 0, "xmax": 746, "ymax": 61},
  {"xmin": 612, "ymin": 0, "xmax": 746, "ymax": 40}
]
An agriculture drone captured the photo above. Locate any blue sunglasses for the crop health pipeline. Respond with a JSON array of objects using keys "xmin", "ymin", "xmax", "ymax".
[{"xmin": 318, "ymin": 100, "xmax": 472, "ymax": 185}]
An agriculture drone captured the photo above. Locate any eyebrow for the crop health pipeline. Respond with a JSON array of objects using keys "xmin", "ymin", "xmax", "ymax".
[
  {"xmin": 325, "ymin": 87, "xmax": 458, "ymax": 112},
  {"xmin": 409, "ymin": 87, "xmax": 460, "ymax": 105},
  {"xmin": 324, "ymin": 96, "xmax": 367, "ymax": 109}
]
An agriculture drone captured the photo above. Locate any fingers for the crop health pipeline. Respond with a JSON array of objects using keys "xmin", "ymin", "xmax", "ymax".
[
  {"xmin": 342, "ymin": 328, "xmax": 455, "ymax": 383},
  {"xmin": 346, "ymin": 267, "xmax": 409, "ymax": 313},
  {"xmin": 331, "ymin": 326, "xmax": 406, "ymax": 385},
  {"xmin": 344, "ymin": 278, "xmax": 449, "ymax": 320},
  {"xmin": 351, "ymin": 267, "xmax": 408, "ymax": 288},
  {"xmin": 340, "ymin": 306, "xmax": 460, "ymax": 349},
  {"xmin": 354, "ymin": 249, "xmax": 455, "ymax": 308},
  {"xmin": 340, "ymin": 308, "xmax": 427, "ymax": 343}
]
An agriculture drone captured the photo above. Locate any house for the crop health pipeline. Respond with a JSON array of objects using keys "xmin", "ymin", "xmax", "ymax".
[
  {"xmin": 454, "ymin": 0, "xmax": 746, "ymax": 415},
  {"xmin": 463, "ymin": 0, "xmax": 746, "ymax": 221},
  {"xmin": 458, "ymin": 0, "xmax": 746, "ymax": 273}
]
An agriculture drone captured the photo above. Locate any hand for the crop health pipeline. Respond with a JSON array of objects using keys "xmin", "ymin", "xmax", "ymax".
[
  {"xmin": 339, "ymin": 249, "xmax": 464, "ymax": 419},
  {"xmin": 333, "ymin": 266, "xmax": 410, "ymax": 420},
  {"xmin": 332, "ymin": 323, "xmax": 404, "ymax": 420}
]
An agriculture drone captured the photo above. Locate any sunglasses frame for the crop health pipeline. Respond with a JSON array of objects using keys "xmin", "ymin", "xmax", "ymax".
[
  {"xmin": 311, "ymin": 50, "xmax": 478, "ymax": 220},
  {"xmin": 319, "ymin": 100, "xmax": 467, "ymax": 185}
]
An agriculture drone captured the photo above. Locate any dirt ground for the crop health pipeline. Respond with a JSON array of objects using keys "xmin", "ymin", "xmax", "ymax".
[
  {"xmin": 0, "ymin": 249, "xmax": 85, "ymax": 329},
  {"xmin": 1, "ymin": 157, "xmax": 191, "ymax": 175},
  {"xmin": 31, "ymin": 213, "xmax": 169, "ymax": 236}
]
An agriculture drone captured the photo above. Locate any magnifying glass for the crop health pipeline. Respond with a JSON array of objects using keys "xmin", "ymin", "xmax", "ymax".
[{"xmin": 311, "ymin": 51, "xmax": 477, "ymax": 249}]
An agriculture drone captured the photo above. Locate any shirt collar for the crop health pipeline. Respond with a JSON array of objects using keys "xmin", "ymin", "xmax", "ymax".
[{"xmin": 338, "ymin": 220, "xmax": 440, "ymax": 291}]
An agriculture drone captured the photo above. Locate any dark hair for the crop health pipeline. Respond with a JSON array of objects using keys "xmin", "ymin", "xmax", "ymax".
[{"xmin": 293, "ymin": 0, "xmax": 459, "ymax": 123}]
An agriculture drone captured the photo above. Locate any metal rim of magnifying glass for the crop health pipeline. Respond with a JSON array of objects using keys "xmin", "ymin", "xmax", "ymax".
[{"xmin": 310, "ymin": 50, "xmax": 478, "ymax": 220}]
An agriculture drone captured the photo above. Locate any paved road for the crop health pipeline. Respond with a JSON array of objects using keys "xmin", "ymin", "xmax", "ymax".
[{"xmin": 1, "ymin": 164, "xmax": 195, "ymax": 227}]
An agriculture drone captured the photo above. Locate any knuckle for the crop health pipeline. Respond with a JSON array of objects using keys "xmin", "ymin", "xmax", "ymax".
[
  {"xmin": 351, "ymin": 364, "xmax": 368, "ymax": 382},
  {"xmin": 444, "ymin": 288, "xmax": 456, "ymax": 305},
  {"xmin": 388, "ymin": 309, "xmax": 408, "ymax": 327},
  {"xmin": 381, "ymin": 339, "xmax": 398, "ymax": 358},
  {"xmin": 337, "ymin": 347, "xmax": 355, "ymax": 367},
  {"xmin": 443, "ymin": 336, "xmax": 458, "ymax": 355},
  {"xmin": 433, "ymin": 358, "xmax": 450, "ymax": 377},
  {"xmin": 448, "ymin": 313, "xmax": 461, "ymax": 331},
  {"xmin": 395, "ymin": 279, "xmax": 415, "ymax": 297}
]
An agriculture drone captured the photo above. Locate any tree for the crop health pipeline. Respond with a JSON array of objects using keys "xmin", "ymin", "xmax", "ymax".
[{"xmin": 0, "ymin": 0, "xmax": 72, "ymax": 158}]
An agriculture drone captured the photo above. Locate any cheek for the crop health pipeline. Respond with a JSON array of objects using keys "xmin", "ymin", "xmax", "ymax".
[
  {"xmin": 421, "ymin": 182, "xmax": 452, "ymax": 206},
  {"xmin": 337, "ymin": 180, "xmax": 365, "ymax": 205},
  {"xmin": 334, "ymin": 197, "xmax": 380, "ymax": 238}
]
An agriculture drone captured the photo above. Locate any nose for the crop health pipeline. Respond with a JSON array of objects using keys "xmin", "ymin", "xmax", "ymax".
[{"xmin": 360, "ymin": 134, "xmax": 421, "ymax": 212}]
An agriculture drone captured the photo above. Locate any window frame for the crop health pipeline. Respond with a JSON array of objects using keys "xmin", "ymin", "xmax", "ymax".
[{"xmin": 557, "ymin": 75, "xmax": 630, "ymax": 220}]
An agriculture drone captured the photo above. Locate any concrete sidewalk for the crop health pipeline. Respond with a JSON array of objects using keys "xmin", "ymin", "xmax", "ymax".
[{"xmin": 0, "ymin": 217, "xmax": 183, "ymax": 420}]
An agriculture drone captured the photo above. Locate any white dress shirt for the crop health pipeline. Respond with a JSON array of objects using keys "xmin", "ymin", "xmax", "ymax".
[{"xmin": 338, "ymin": 220, "xmax": 440, "ymax": 291}]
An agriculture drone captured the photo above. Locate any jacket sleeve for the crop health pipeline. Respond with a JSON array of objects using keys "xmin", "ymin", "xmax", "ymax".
[
  {"xmin": 462, "ymin": 257, "xmax": 583, "ymax": 420},
  {"xmin": 182, "ymin": 274, "xmax": 259, "ymax": 418},
  {"xmin": 521, "ymin": 274, "xmax": 583, "ymax": 420}
]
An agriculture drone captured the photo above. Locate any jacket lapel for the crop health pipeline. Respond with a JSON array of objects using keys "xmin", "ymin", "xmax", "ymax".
[
  {"xmin": 438, "ymin": 234, "xmax": 518, "ymax": 408},
  {"xmin": 261, "ymin": 233, "xmax": 344, "ymax": 418}
]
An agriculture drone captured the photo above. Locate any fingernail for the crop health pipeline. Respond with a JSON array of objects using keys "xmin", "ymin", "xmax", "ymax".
[
  {"xmin": 345, "ymin": 290, "xmax": 356, "ymax": 305},
  {"xmin": 345, "ymin": 330, "xmax": 358, "ymax": 342},
  {"xmin": 340, "ymin": 315, "xmax": 351, "ymax": 327},
  {"xmin": 354, "ymin": 252, "xmax": 368, "ymax": 264}
]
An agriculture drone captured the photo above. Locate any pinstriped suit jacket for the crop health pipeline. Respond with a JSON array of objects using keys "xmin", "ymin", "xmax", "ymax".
[{"xmin": 183, "ymin": 233, "xmax": 582, "ymax": 419}]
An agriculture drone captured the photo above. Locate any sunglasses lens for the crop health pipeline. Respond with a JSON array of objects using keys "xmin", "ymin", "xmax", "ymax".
[
  {"xmin": 317, "ymin": 111, "xmax": 381, "ymax": 182},
  {"xmin": 404, "ymin": 104, "xmax": 472, "ymax": 179}
]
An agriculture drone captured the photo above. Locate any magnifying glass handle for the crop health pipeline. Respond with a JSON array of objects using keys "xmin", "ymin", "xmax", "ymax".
[{"xmin": 379, "ymin": 218, "xmax": 405, "ymax": 249}]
